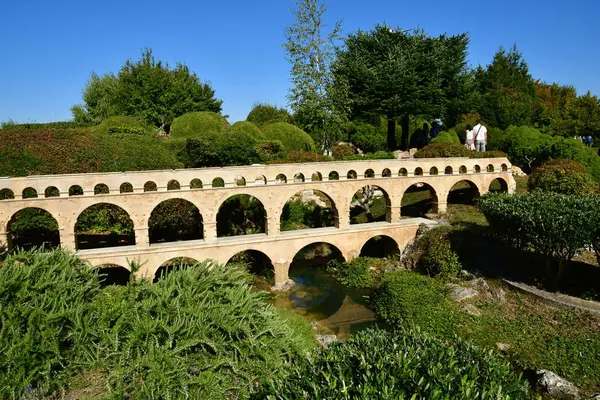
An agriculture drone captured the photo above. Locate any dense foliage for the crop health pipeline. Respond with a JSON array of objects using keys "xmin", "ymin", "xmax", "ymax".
[
  {"xmin": 0, "ymin": 249, "xmax": 314, "ymax": 399},
  {"xmin": 91, "ymin": 115, "xmax": 154, "ymax": 135},
  {"xmin": 246, "ymin": 103, "xmax": 291, "ymax": 126},
  {"xmin": 414, "ymin": 142, "xmax": 470, "ymax": 158},
  {"xmin": 72, "ymin": 49, "xmax": 222, "ymax": 127},
  {"xmin": 229, "ymin": 120, "xmax": 264, "ymax": 140},
  {"xmin": 326, "ymin": 257, "xmax": 390, "ymax": 288},
  {"xmin": 255, "ymin": 328, "xmax": 529, "ymax": 399},
  {"xmin": 528, "ymin": 159, "xmax": 598, "ymax": 195},
  {"xmin": 170, "ymin": 111, "xmax": 231, "ymax": 139},
  {"xmin": 179, "ymin": 131, "xmax": 262, "ymax": 168},
  {"xmin": 261, "ymin": 122, "xmax": 315, "ymax": 152},
  {"xmin": 416, "ymin": 226, "xmax": 462, "ymax": 279}
]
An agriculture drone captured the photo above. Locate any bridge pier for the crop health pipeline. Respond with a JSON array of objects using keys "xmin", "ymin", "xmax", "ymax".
[
  {"xmin": 0, "ymin": 229, "xmax": 8, "ymax": 251},
  {"xmin": 266, "ymin": 216, "xmax": 280, "ymax": 236},
  {"xmin": 135, "ymin": 227, "xmax": 150, "ymax": 248},
  {"xmin": 204, "ymin": 222, "xmax": 217, "ymax": 242},
  {"xmin": 273, "ymin": 259, "xmax": 291, "ymax": 286},
  {"xmin": 60, "ymin": 229, "xmax": 77, "ymax": 251}
]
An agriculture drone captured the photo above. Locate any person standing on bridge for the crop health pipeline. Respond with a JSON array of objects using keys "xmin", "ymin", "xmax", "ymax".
[{"xmin": 473, "ymin": 119, "xmax": 488, "ymax": 152}]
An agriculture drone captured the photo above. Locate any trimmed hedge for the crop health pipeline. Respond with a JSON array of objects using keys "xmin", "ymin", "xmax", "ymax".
[
  {"xmin": 431, "ymin": 129, "xmax": 461, "ymax": 144},
  {"xmin": 246, "ymin": 103, "xmax": 291, "ymax": 126},
  {"xmin": 229, "ymin": 121, "xmax": 264, "ymax": 141},
  {"xmin": 261, "ymin": 122, "xmax": 315, "ymax": 152},
  {"xmin": 0, "ymin": 121, "xmax": 80, "ymax": 130},
  {"xmin": 414, "ymin": 142, "xmax": 470, "ymax": 158},
  {"xmin": 170, "ymin": 111, "xmax": 230, "ymax": 139},
  {"xmin": 255, "ymin": 328, "xmax": 529, "ymax": 399},
  {"xmin": 528, "ymin": 159, "xmax": 598, "ymax": 195},
  {"xmin": 92, "ymin": 116, "xmax": 154, "ymax": 135}
]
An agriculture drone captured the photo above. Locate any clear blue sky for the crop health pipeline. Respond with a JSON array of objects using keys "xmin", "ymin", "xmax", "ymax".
[{"xmin": 1, "ymin": 0, "xmax": 598, "ymax": 124}]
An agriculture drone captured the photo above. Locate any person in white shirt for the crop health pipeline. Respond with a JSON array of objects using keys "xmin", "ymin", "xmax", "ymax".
[
  {"xmin": 473, "ymin": 119, "xmax": 488, "ymax": 152},
  {"xmin": 464, "ymin": 124, "xmax": 475, "ymax": 150}
]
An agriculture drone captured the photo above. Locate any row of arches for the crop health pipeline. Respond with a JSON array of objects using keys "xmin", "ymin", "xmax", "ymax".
[
  {"xmin": 0, "ymin": 164, "xmax": 509, "ymax": 200},
  {"xmin": 95, "ymin": 237, "xmax": 400, "ymax": 286},
  {"xmin": 4, "ymin": 178, "xmax": 508, "ymax": 252}
]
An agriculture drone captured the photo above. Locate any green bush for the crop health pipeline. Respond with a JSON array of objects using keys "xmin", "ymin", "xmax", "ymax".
[
  {"xmin": 374, "ymin": 270, "xmax": 457, "ymax": 337},
  {"xmin": 280, "ymin": 197, "xmax": 334, "ymax": 231},
  {"xmin": 179, "ymin": 131, "xmax": 262, "ymax": 168},
  {"xmin": 262, "ymin": 122, "xmax": 315, "ymax": 152},
  {"xmin": 0, "ymin": 249, "xmax": 315, "ymax": 399},
  {"xmin": 331, "ymin": 143, "xmax": 355, "ymax": 159},
  {"xmin": 431, "ymin": 129, "xmax": 461, "ymax": 144},
  {"xmin": 414, "ymin": 142, "xmax": 471, "ymax": 158},
  {"xmin": 0, "ymin": 121, "xmax": 81, "ymax": 130},
  {"xmin": 229, "ymin": 121, "xmax": 264, "ymax": 141},
  {"xmin": 343, "ymin": 151, "xmax": 395, "ymax": 160},
  {"xmin": 416, "ymin": 227, "xmax": 462, "ymax": 279},
  {"xmin": 255, "ymin": 328, "xmax": 530, "ymax": 400},
  {"xmin": 470, "ymin": 149, "xmax": 508, "ymax": 158},
  {"xmin": 246, "ymin": 103, "xmax": 291, "ymax": 126},
  {"xmin": 170, "ymin": 111, "xmax": 230, "ymax": 139},
  {"xmin": 327, "ymin": 257, "xmax": 377, "ymax": 288},
  {"xmin": 346, "ymin": 121, "xmax": 387, "ymax": 153},
  {"xmin": 528, "ymin": 159, "xmax": 598, "ymax": 195},
  {"xmin": 93, "ymin": 115, "xmax": 153, "ymax": 135}
]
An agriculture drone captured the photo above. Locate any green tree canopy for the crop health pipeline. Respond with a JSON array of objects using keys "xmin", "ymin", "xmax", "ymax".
[
  {"xmin": 334, "ymin": 25, "xmax": 472, "ymax": 150},
  {"xmin": 72, "ymin": 49, "xmax": 223, "ymax": 128}
]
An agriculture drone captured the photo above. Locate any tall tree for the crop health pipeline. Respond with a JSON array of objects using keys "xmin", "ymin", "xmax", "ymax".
[
  {"xmin": 72, "ymin": 49, "xmax": 222, "ymax": 128},
  {"xmin": 284, "ymin": 0, "xmax": 347, "ymax": 151},
  {"xmin": 475, "ymin": 45, "xmax": 537, "ymax": 130},
  {"xmin": 334, "ymin": 25, "xmax": 472, "ymax": 150}
]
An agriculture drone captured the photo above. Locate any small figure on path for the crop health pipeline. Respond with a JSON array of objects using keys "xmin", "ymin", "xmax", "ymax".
[
  {"xmin": 473, "ymin": 119, "xmax": 487, "ymax": 152},
  {"xmin": 464, "ymin": 124, "xmax": 475, "ymax": 150}
]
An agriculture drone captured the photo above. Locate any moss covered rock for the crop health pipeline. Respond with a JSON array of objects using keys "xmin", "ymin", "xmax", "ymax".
[
  {"xmin": 170, "ymin": 111, "xmax": 230, "ymax": 139},
  {"xmin": 262, "ymin": 122, "xmax": 315, "ymax": 152}
]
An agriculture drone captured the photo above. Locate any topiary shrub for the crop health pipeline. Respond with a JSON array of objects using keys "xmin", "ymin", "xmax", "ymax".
[
  {"xmin": 346, "ymin": 121, "xmax": 387, "ymax": 153},
  {"xmin": 415, "ymin": 227, "xmax": 462, "ymax": 279},
  {"xmin": 254, "ymin": 328, "xmax": 530, "ymax": 399},
  {"xmin": 343, "ymin": 151, "xmax": 395, "ymax": 160},
  {"xmin": 269, "ymin": 151, "xmax": 333, "ymax": 164},
  {"xmin": 170, "ymin": 111, "xmax": 230, "ymax": 139},
  {"xmin": 528, "ymin": 159, "xmax": 598, "ymax": 195},
  {"xmin": 179, "ymin": 131, "xmax": 262, "ymax": 168},
  {"xmin": 431, "ymin": 129, "xmax": 461, "ymax": 144},
  {"xmin": 229, "ymin": 121, "xmax": 264, "ymax": 141},
  {"xmin": 262, "ymin": 122, "xmax": 315, "ymax": 152},
  {"xmin": 373, "ymin": 269, "xmax": 457, "ymax": 337},
  {"xmin": 470, "ymin": 149, "xmax": 508, "ymax": 158},
  {"xmin": 414, "ymin": 142, "xmax": 470, "ymax": 158},
  {"xmin": 246, "ymin": 103, "xmax": 291, "ymax": 126},
  {"xmin": 331, "ymin": 143, "xmax": 355, "ymax": 159},
  {"xmin": 94, "ymin": 116, "xmax": 153, "ymax": 135}
]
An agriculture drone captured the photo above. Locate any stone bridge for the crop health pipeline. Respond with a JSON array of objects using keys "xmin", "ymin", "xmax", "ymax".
[{"xmin": 0, "ymin": 157, "xmax": 514, "ymax": 284}]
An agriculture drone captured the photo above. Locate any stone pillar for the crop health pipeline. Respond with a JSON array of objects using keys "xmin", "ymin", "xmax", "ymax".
[
  {"xmin": 60, "ymin": 228, "xmax": 77, "ymax": 251},
  {"xmin": 266, "ymin": 216, "xmax": 280, "ymax": 236},
  {"xmin": 0, "ymin": 229, "xmax": 9, "ymax": 251},
  {"xmin": 204, "ymin": 221, "xmax": 217, "ymax": 242},
  {"xmin": 335, "ymin": 209, "xmax": 350, "ymax": 229},
  {"xmin": 437, "ymin": 201, "xmax": 448, "ymax": 215},
  {"xmin": 273, "ymin": 260, "xmax": 291, "ymax": 286},
  {"xmin": 388, "ymin": 205, "xmax": 401, "ymax": 223},
  {"xmin": 135, "ymin": 227, "xmax": 150, "ymax": 248}
]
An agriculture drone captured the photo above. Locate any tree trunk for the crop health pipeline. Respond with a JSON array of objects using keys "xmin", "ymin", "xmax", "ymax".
[
  {"xmin": 400, "ymin": 115, "xmax": 410, "ymax": 151},
  {"xmin": 387, "ymin": 119, "xmax": 396, "ymax": 150}
]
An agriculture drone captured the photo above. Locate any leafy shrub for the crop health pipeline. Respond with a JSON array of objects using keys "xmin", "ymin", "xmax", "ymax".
[
  {"xmin": 346, "ymin": 121, "xmax": 387, "ymax": 153},
  {"xmin": 331, "ymin": 143, "xmax": 355, "ymax": 159},
  {"xmin": 93, "ymin": 115, "xmax": 153, "ymax": 135},
  {"xmin": 280, "ymin": 197, "xmax": 334, "ymax": 231},
  {"xmin": 179, "ymin": 131, "xmax": 262, "ymax": 168},
  {"xmin": 246, "ymin": 103, "xmax": 291, "ymax": 126},
  {"xmin": 255, "ymin": 328, "xmax": 530, "ymax": 400},
  {"xmin": 229, "ymin": 120, "xmax": 264, "ymax": 141},
  {"xmin": 75, "ymin": 204, "xmax": 134, "ymax": 235},
  {"xmin": 269, "ymin": 151, "xmax": 333, "ymax": 164},
  {"xmin": 0, "ymin": 249, "xmax": 315, "ymax": 399},
  {"xmin": 343, "ymin": 151, "xmax": 395, "ymax": 160},
  {"xmin": 262, "ymin": 122, "xmax": 315, "ymax": 152},
  {"xmin": 414, "ymin": 142, "xmax": 471, "ymax": 158},
  {"xmin": 374, "ymin": 270, "xmax": 457, "ymax": 337},
  {"xmin": 0, "ymin": 121, "xmax": 80, "ymax": 130},
  {"xmin": 327, "ymin": 257, "xmax": 377, "ymax": 288},
  {"xmin": 256, "ymin": 140, "xmax": 285, "ymax": 161},
  {"xmin": 431, "ymin": 129, "xmax": 461, "ymax": 144},
  {"xmin": 170, "ymin": 111, "xmax": 230, "ymax": 139},
  {"xmin": 528, "ymin": 159, "xmax": 598, "ymax": 195},
  {"xmin": 470, "ymin": 149, "xmax": 508, "ymax": 158},
  {"xmin": 415, "ymin": 227, "xmax": 462, "ymax": 279}
]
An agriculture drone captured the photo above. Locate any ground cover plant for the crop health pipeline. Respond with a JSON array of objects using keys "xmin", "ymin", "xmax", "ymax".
[{"xmin": 0, "ymin": 249, "xmax": 315, "ymax": 399}]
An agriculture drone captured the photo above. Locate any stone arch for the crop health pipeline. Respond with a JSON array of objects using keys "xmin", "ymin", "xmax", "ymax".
[
  {"xmin": 0, "ymin": 188, "xmax": 14, "ymax": 200},
  {"xmin": 350, "ymin": 185, "xmax": 391, "ymax": 224},
  {"xmin": 429, "ymin": 167, "xmax": 438, "ymax": 176},
  {"xmin": 69, "ymin": 185, "xmax": 83, "ymax": 196},
  {"xmin": 94, "ymin": 184, "xmax": 109, "ymax": 195},
  {"xmin": 501, "ymin": 163, "xmax": 508, "ymax": 172},
  {"xmin": 217, "ymin": 194, "xmax": 267, "ymax": 237},
  {"xmin": 401, "ymin": 182, "xmax": 439, "ymax": 217},
  {"xmin": 96, "ymin": 264, "xmax": 131, "ymax": 286},
  {"xmin": 445, "ymin": 166, "xmax": 453, "ymax": 175},
  {"xmin": 45, "ymin": 186, "xmax": 59, "ymax": 198},
  {"xmin": 22, "ymin": 187, "xmax": 38, "ymax": 199},
  {"xmin": 75, "ymin": 203, "xmax": 135, "ymax": 250},
  {"xmin": 212, "ymin": 177, "xmax": 225, "ymax": 188},
  {"xmin": 227, "ymin": 249, "xmax": 274, "ymax": 284},
  {"xmin": 364, "ymin": 169, "xmax": 375, "ymax": 178},
  {"xmin": 459, "ymin": 165, "xmax": 467, "ymax": 174},
  {"xmin": 399, "ymin": 168, "xmax": 408, "ymax": 177},
  {"xmin": 235, "ymin": 176, "xmax": 247, "ymax": 186},
  {"xmin": 255, "ymin": 175, "xmax": 267, "ymax": 185},
  {"xmin": 486, "ymin": 164, "xmax": 495, "ymax": 172},
  {"xmin": 120, "ymin": 182, "xmax": 133, "ymax": 193},
  {"xmin": 148, "ymin": 198, "xmax": 203, "ymax": 244},
  {"xmin": 473, "ymin": 165, "xmax": 481, "ymax": 173},
  {"xmin": 382, "ymin": 168, "xmax": 392, "ymax": 177},
  {"xmin": 281, "ymin": 189, "xmax": 339, "ymax": 231},
  {"xmin": 359, "ymin": 235, "xmax": 401, "ymax": 258},
  {"xmin": 153, "ymin": 257, "xmax": 200, "ymax": 283},
  {"xmin": 294, "ymin": 173, "xmax": 305, "ymax": 183},
  {"xmin": 190, "ymin": 178, "xmax": 203, "ymax": 189},
  {"xmin": 144, "ymin": 181, "xmax": 158, "ymax": 192},
  {"xmin": 448, "ymin": 179, "xmax": 481, "ymax": 205},
  {"xmin": 347, "ymin": 170, "xmax": 357, "ymax": 179},
  {"xmin": 489, "ymin": 177, "xmax": 509, "ymax": 193},
  {"xmin": 167, "ymin": 180, "xmax": 181, "ymax": 190},
  {"xmin": 414, "ymin": 167, "xmax": 423, "ymax": 176},
  {"xmin": 276, "ymin": 174, "xmax": 287, "ymax": 184},
  {"xmin": 328, "ymin": 171, "xmax": 339, "ymax": 180},
  {"xmin": 311, "ymin": 172, "xmax": 323, "ymax": 182},
  {"xmin": 6, "ymin": 207, "xmax": 60, "ymax": 250}
]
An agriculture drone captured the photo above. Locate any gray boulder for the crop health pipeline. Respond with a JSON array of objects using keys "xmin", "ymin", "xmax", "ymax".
[
  {"xmin": 316, "ymin": 334, "xmax": 338, "ymax": 349},
  {"xmin": 536, "ymin": 369, "xmax": 580, "ymax": 399},
  {"xmin": 448, "ymin": 284, "xmax": 479, "ymax": 302}
]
